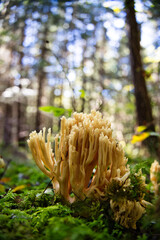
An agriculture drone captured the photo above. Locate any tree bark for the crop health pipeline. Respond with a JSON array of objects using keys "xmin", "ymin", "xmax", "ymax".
[
  {"xmin": 125, "ymin": 0, "xmax": 160, "ymax": 159},
  {"xmin": 17, "ymin": 21, "xmax": 26, "ymax": 146},
  {"xmin": 35, "ymin": 24, "xmax": 48, "ymax": 132},
  {"xmin": 3, "ymin": 103, "xmax": 12, "ymax": 146},
  {"xmin": 80, "ymin": 44, "xmax": 87, "ymax": 113}
]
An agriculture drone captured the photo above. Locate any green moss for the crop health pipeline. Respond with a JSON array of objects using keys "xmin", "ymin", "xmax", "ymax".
[
  {"xmin": 0, "ymin": 147, "xmax": 159, "ymax": 240},
  {"xmin": 106, "ymin": 172, "xmax": 147, "ymax": 202},
  {"xmin": 71, "ymin": 198, "xmax": 102, "ymax": 219},
  {"xmin": 0, "ymin": 190, "xmax": 18, "ymax": 211},
  {"xmin": 45, "ymin": 215, "xmax": 120, "ymax": 240}
]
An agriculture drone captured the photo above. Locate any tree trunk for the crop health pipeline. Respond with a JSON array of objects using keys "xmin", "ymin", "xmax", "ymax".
[
  {"xmin": 17, "ymin": 21, "xmax": 26, "ymax": 146},
  {"xmin": 3, "ymin": 77, "xmax": 14, "ymax": 146},
  {"xmin": 80, "ymin": 45, "xmax": 87, "ymax": 113},
  {"xmin": 35, "ymin": 24, "xmax": 48, "ymax": 132},
  {"xmin": 125, "ymin": 0, "xmax": 160, "ymax": 159},
  {"xmin": 3, "ymin": 103, "xmax": 12, "ymax": 146},
  {"xmin": 35, "ymin": 67, "xmax": 46, "ymax": 132}
]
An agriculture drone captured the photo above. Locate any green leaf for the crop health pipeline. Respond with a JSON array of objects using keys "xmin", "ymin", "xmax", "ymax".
[
  {"xmin": 149, "ymin": 132, "xmax": 160, "ymax": 137},
  {"xmin": 0, "ymin": 184, "xmax": 5, "ymax": 193},
  {"xmin": 79, "ymin": 89, "xmax": 86, "ymax": 99},
  {"xmin": 39, "ymin": 106, "xmax": 72, "ymax": 117}
]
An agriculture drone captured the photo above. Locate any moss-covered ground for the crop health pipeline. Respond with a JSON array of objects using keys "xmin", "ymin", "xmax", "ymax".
[{"xmin": 0, "ymin": 145, "xmax": 160, "ymax": 240}]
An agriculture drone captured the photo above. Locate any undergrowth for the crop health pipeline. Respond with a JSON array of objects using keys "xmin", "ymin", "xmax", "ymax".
[{"xmin": 0, "ymin": 146, "xmax": 160, "ymax": 240}]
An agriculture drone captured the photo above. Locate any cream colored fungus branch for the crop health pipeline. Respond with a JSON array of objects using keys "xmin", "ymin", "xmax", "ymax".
[
  {"xmin": 27, "ymin": 110, "xmax": 149, "ymax": 229},
  {"xmin": 28, "ymin": 110, "xmax": 129, "ymax": 202}
]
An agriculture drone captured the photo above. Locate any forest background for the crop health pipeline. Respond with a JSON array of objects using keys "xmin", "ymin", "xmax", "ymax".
[
  {"xmin": 0, "ymin": 1, "xmax": 160, "ymax": 239},
  {"xmin": 0, "ymin": 0, "xmax": 160, "ymax": 160}
]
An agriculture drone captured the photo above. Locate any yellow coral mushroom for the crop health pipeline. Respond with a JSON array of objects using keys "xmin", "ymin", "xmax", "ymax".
[
  {"xmin": 110, "ymin": 199, "xmax": 146, "ymax": 229},
  {"xmin": 27, "ymin": 110, "xmax": 148, "ymax": 229},
  {"xmin": 150, "ymin": 160, "xmax": 160, "ymax": 195},
  {"xmin": 0, "ymin": 156, "xmax": 5, "ymax": 169},
  {"xmin": 27, "ymin": 110, "xmax": 129, "ymax": 202}
]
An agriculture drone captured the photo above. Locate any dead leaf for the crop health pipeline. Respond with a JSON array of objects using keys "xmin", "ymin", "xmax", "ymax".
[
  {"xmin": 0, "ymin": 177, "xmax": 11, "ymax": 183},
  {"xmin": 12, "ymin": 185, "xmax": 27, "ymax": 193},
  {"xmin": 131, "ymin": 132, "xmax": 150, "ymax": 144},
  {"xmin": 0, "ymin": 184, "xmax": 5, "ymax": 192}
]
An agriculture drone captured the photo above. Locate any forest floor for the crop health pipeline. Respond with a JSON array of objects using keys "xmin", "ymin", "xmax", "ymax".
[{"xmin": 0, "ymin": 144, "xmax": 160, "ymax": 240}]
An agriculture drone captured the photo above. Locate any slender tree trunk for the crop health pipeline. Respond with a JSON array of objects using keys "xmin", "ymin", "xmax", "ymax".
[
  {"xmin": 3, "ymin": 103, "xmax": 12, "ymax": 146},
  {"xmin": 17, "ymin": 21, "xmax": 26, "ymax": 146},
  {"xmin": 125, "ymin": 0, "xmax": 160, "ymax": 159},
  {"xmin": 17, "ymin": 85, "xmax": 22, "ymax": 144},
  {"xmin": 36, "ymin": 68, "xmax": 46, "ymax": 132},
  {"xmin": 2, "ymin": 54, "xmax": 13, "ymax": 146},
  {"xmin": 35, "ymin": 24, "xmax": 48, "ymax": 132},
  {"xmin": 80, "ymin": 45, "xmax": 87, "ymax": 113},
  {"xmin": 95, "ymin": 30, "xmax": 106, "ymax": 113},
  {"xmin": 16, "ymin": 17, "xmax": 27, "ymax": 147}
]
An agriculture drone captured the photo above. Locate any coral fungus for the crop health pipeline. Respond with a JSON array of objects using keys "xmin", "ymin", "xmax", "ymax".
[
  {"xmin": 150, "ymin": 160, "xmax": 160, "ymax": 195},
  {"xmin": 28, "ymin": 110, "xmax": 129, "ymax": 201},
  {"xmin": 110, "ymin": 199, "xmax": 145, "ymax": 229},
  {"xmin": 27, "ymin": 110, "xmax": 147, "ymax": 228}
]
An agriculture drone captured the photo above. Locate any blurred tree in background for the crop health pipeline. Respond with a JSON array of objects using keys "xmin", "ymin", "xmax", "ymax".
[
  {"xmin": 125, "ymin": 0, "xmax": 160, "ymax": 159},
  {"xmin": 0, "ymin": 0, "xmax": 159, "ymax": 160}
]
